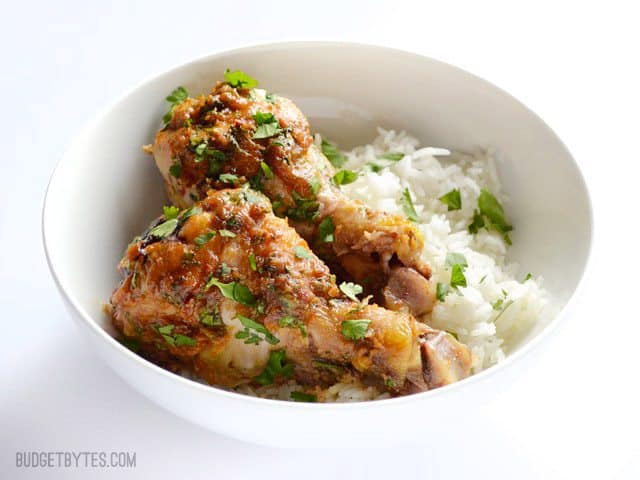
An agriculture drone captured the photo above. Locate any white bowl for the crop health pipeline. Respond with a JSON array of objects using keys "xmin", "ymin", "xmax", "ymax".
[{"xmin": 43, "ymin": 42, "xmax": 592, "ymax": 448}]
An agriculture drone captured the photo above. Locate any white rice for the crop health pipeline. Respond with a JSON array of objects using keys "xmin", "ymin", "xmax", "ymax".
[
  {"xmin": 332, "ymin": 128, "xmax": 552, "ymax": 373},
  {"xmin": 237, "ymin": 128, "xmax": 552, "ymax": 401}
]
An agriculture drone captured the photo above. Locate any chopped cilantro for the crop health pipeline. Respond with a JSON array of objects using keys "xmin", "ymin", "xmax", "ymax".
[
  {"xmin": 162, "ymin": 86, "xmax": 188, "ymax": 124},
  {"xmin": 199, "ymin": 309, "xmax": 222, "ymax": 327},
  {"xmin": 321, "ymin": 138, "xmax": 347, "ymax": 168},
  {"xmin": 219, "ymin": 173, "xmax": 239, "ymax": 184},
  {"xmin": 318, "ymin": 216, "xmax": 335, "ymax": 243},
  {"xmin": 294, "ymin": 246, "xmax": 312, "ymax": 259},
  {"xmin": 439, "ymin": 189, "xmax": 462, "ymax": 211},
  {"xmin": 260, "ymin": 161, "xmax": 275, "ymax": 179},
  {"xmin": 224, "ymin": 69, "xmax": 258, "ymax": 89},
  {"xmin": 382, "ymin": 152, "xmax": 404, "ymax": 161},
  {"xmin": 445, "ymin": 252, "xmax": 468, "ymax": 269},
  {"xmin": 450, "ymin": 264, "xmax": 467, "ymax": 288},
  {"xmin": 436, "ymin": 282, "xmax": 450, "ymax": 301},
  {"xmin": 218, "ymin": 229, "xmax": 236, "ymax": 238},
  {"xmin": 290, "ymin": 391, "xmax": 317, "ymax": 402},
  {"xmin": 341, "ymin": 319, "xmax": 371, "ymax": 341},
  {"xmin": 468, "ymin": 189, "xmax": 513, "ymax": 244},
  {"xmin": 163, "ymin": 205, "xmax": 180, "ymax": 220},
  {"xmin": 278, "ymin": 315, "xmax": 307, "ymax": 337},
  {"xmin": 248, "ymin": 253, "xmax": 257, "ymax": 271},
  {"xmin": 205, "ymin": 278, "xmax": 256, "ymax": 307},
  {"xmin": 400, "ymin": 188, "xmax": 419, "ymax": 222},
  {"xmin": 523, "ymin": 273, "xmax": 533, "ymax": 281},
  {"xmin": 332, "ymin": 170, "xmax": 358, "ymax": 186},
  {"xmin": 149, "ymin": 218, "xmax": 178, "ymax": 239},
  {"xmin": 235, "ymin": 315, "xmax": 279, "ymax": 345},
  {"xmin": 194, "ymin": 231, "xmax": 216, "ymax": 246},
  {"xmin": 339, "ymin": 282, "xmax": 363, "ymax": 301},
  {"xmin": 174, "ymin": 334, "xmax": 196, "ymax": 347},
  {"xmin": 253, "ymin": 112, "xmax": 282, "ymax": 139},
  {"xmin": 169, "ymin": 161, "xmax": 182, "ymax": 178},
  {"xmin": 253, "ymin": 350, "xmax": 293, "ymax": 385}
]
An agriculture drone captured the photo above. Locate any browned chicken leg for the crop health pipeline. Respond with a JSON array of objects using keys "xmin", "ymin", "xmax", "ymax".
[
  {"xmin": 110, "ymin": 188, "xmax": 470, "ymax": 396},
  {"xmin": 152, "ymin": 77, "xmax": 434, "ymax": 316}
]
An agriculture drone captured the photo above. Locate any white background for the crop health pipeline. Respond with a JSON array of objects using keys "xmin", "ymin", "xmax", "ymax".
[{"xmin": 1, "ymin": 1, "xmax": 638, "ymax": 478}]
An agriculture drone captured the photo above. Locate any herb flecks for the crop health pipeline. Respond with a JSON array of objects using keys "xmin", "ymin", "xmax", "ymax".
[
  {"xmin": 341, "ymin": 319, "xmax": 371, "ymax": 341},
  {"xmin": 400, "ymin": 188, "xmax": 419, "ymax": 222},
  {"xmin": 235, "ymin": 315, "xmax": 279, "ymax": 345},
  {"xmin": 318, "ymin": 216, "xmax": 335, "ymax": 243},
  {"xmin": 468, "ymin": 189, "xmax": 513, "ymax": 245},
  {"xmin": 253, "ymin": 350, "xmax": 293, "ymax": 385},
  {"xmin": 439, "ymin": 189, "xmax": 462, "ymax": 211},
  {"xmin": 339, "ymin": 282, "xmax": 363, "ymax": 302},
  {"xmin": 224, "ymin": 69, "xmax": 258, "ymax": 89},
  {"xmin": 332, "ymin": 170, "xmax": 358, "ymax": 186},
  {"xmin": 278, "ymin": 315, "xmax": 307, "ymax": 337},
  {"xmin": 162, "ymin": 86, "xmax": 188, "ymax": 124},
  {"xmin": 253, "ymin": 112, "xmax": 283, "ymax": 139},
  {"xmin": 290, "ymin": 391, "xmax": 317, "ymax": 402},
  {"xmin": 321, "ymin": 138, "xmax": 347, "ymax": 168}
]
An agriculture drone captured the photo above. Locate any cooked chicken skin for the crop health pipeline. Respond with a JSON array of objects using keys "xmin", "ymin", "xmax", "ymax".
[
  {"xmin": 110, "ymin": 189, "xmax": 470, "ymax": 394},
  {"xmin": 152, "ymin": 81, "xmax": 434, "ymax": 316}
]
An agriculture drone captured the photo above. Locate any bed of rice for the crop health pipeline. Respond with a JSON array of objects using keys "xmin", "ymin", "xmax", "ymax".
[{"xmin": 236, "ymin": 128, "xmax": 552, "ymax": 402}]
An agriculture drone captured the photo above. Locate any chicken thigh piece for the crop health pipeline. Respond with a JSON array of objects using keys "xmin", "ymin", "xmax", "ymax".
[
  {"xmin": 152, "ymin": 78, "xmax": 434, "ymax": 316},
  {"xmin": 110, "ymin": 188, "xmax": 470, "ymax": 395}
]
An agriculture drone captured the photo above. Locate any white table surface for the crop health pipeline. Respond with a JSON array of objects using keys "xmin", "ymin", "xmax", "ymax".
[{"xmin": 2, "ymin": 1, "xmax": 639, "ymax": 478}]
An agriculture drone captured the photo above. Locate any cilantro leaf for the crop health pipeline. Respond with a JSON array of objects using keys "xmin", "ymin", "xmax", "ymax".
[
  {"xmin": 169, "ymin": 161, "xmax": 182, "ymax": 178},
  {"xmin": 162, "ymin": 86, "xmax": 188, "ymax": 124},
  {"xmin": 469, "ymin": 189, "xmax": 513, "ymax": 244},
  {"xmin": 468, "ymin": 209, "xmax": 485, "ymax": 234},
  {"xmin": 332, "ymin": 170, "xmax": 358, "ymax": 186},
  {"xmin": 439, "ymin": 189, "xmax": 462, "ymax": 211},
  {"xmin": 166, "ymin": 86, "xmax": 188, "ymax": 104},
  {"xmin": 248, "ymin": 253, "xmax": 258, "ymax": 271},
  {"xmin": 290, "ymin": 391, "xmax": 317, "ymax": 402},
  {"xmin": 205, "ymin": 278, "xmax": 256, "ymax": 307},
  {"xmin": 199, "ymin": 309, "xmax": 222, "ymax": 327},
  {"xmin": 174, "ymin": 334, "xmax": 197, "ymax": 347},
  {"xmin": 445, "ymin": 252, "xmax": 468, "ymax": 269},
  {"xmin": 236, "ymin": 315, "xmax": 279, "ymax": 345},
  {"xmin": 253, "ymin": 111, "xmax": 277, "ymax": 125},
  {"xmin": 149, "ymin": 218, "xmax": 178, "ymax": 239},
  {"xmin": 163, "ymin": 205, "xmax": 180, "ymax": 220},
  {"xmin": 253, "ymin": 112, "xmax": 282, "ymax": 139},
  {"xmin": 224, "ymin": 69, "xmax": 258, "ymax": 89},
  {"xmin": 382, "ymin": 152, "xmax": 404, "ymax": 161},
  {"xmin": 400, "ymin": 188, "xmax": 419, "ymax": 222},
  {"xmin": 253, "ymin": 349, "xmax": 293, "ymax": 385},
  {"xmin": 278, "ymin": 315, "xmax": 307, "ymax": 337},
  {"xmin": 194, "ymin": 231, "xmax": 216, "ymax": 246},
  {"xmin": 436, "ymin": 282, "xmax": 450, "ymax": 301},
  {"xmin": 339, "ymin": 282, "xmax": 363, "ymax": 301},
  {"xmin": 321, "ymin": 138, "xmax": 347, "ymax": 168},
  {"xmin": 450, "ymin": 264, "xmax": 467, "ymax": 288},
  {"xmin": 318, "ymin": 216, "xmax": 335, "ymax": 243},
  {"xmin": 219, "ymin": 173, "xmax": 239, "ymax": 184},
  {"xmin": 294, "ymin": 246, "xmax": 312, "ymax": 259},
  {"xmin": 341, "ymin": 319, "xmax": 371, "ymax": 341},
  {"xmin": 260, "ymin": 161, "xmax": 274, "ymax": 179}
]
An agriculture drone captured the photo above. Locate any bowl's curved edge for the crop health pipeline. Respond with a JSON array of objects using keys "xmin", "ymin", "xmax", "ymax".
[{"xmin": 41, "ymin": 40, "xmax": 595, "ymax": 412}]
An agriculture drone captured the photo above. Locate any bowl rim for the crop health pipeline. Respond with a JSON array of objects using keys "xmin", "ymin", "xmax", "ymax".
[{"xmin": 42, "ymin": 40, "xmax": 594, "ymax": 411}]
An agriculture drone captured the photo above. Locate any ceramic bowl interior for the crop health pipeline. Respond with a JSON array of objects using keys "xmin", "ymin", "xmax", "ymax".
[{"xmin": 43, "ymin": 42, "xmax": 592, "ymax": 447}]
